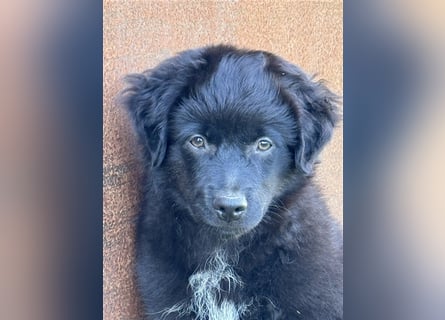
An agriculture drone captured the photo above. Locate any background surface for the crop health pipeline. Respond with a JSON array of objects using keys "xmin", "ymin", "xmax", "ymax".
[{"xmin": 103, "ymin": 1, "xmax": 343, "ymax": 319}]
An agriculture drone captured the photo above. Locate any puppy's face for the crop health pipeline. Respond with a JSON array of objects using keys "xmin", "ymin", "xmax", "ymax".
[
  {"xmin": 167, "ymin": 97, "xmax": 297, "ymax": 236},
  {"xmin": 122, "ymin": 45, "xmax": 338, "ymax": 237}
]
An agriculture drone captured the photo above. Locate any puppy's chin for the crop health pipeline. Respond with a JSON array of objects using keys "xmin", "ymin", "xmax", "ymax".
[
  {"xmin": 213, "ymin": 226, "xmax": 250, "ymax": 239},
  {"xmin": 204, "ymin": 217, "xmax": 262, "ymax": 239}
]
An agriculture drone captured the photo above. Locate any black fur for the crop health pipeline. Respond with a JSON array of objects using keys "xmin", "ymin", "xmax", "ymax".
[{"xmin": 121, "ymin": 45, "xmax": 342, "ymax": 320}]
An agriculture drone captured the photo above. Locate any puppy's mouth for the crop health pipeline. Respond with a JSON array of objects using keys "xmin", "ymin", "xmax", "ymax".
[
  {"xmin": 202, "ymin": 211, "xmax": 262, "ymax": 238},
  {"xmin": 190, "ymin": 205, "xmax": 254, "ymax": 237},
  {"xmin": 189, "ymin": 195, "xmax": 266, "ymax": 236}
]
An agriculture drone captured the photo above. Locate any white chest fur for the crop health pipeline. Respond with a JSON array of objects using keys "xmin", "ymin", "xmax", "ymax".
[{"xmin": 161, "ymin": 250, "xmax": 250, "ymax": 320}]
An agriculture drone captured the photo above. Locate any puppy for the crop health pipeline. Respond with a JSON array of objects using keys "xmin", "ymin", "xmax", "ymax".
[{"xmin": 121, "ymin": 45, "xmax": 342, "ymax": 320}]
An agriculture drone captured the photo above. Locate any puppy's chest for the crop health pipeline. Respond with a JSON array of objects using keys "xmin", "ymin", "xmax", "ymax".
[
  {"xmin": 184, "ymin": 255, "xmax": 249, "ymax": 320},
  {"xmin": 177, "ymin": 254, "xmax": 282, "ymax": 320}
]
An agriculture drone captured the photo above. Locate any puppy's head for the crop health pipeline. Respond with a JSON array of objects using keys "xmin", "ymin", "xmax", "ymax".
[{"xmin": 121, "ymin": 45, "xmax": 339, "ymax": 236}]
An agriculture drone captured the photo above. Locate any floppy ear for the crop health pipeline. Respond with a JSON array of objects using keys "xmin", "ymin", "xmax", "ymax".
[
  {"xmin": 119, "ymin": 50, "xmax": 206, "ymax": 167},
  {"xmin": 120, "ymin": 73, "xmax": 169, "ymax": 167},
  {"xmin": 271, "ymin": 59, "xmax": 340, "ymax": 175},
  {"xmin": 295, "ymin": 79, "xmax": 339, "ymax": 175}
]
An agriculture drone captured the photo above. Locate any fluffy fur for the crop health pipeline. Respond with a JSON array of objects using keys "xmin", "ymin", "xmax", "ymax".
[{"xmin": 121, "ymin": 45, "xmax": 343, "ymax": 320}]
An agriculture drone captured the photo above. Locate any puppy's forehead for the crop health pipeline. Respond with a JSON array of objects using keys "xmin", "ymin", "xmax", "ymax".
[
  {"xmin": 182, "ymin": 54, "xmax": 285, "ymax": 120},
  {"xmin": 171, "ymin": 52, "xmax": 297, "ymax": 143},
  {"xmin": 203, "ymin": 53, "xmax": 277, "ymax": 105}
]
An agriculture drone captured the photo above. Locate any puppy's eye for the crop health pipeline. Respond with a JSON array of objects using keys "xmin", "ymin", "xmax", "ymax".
[
  {"xmin": 189, "ymin": 135, "xmax": 206, "ymax": 148},
  {"xmin": 257, "ymin": 139, "xmax": 273, "ymax": 151}
]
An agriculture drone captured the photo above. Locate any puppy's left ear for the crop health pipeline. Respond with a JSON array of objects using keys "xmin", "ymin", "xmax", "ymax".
[{"xmin": 272, "ymin": 59, "xmax": 340, "ymax": 175}]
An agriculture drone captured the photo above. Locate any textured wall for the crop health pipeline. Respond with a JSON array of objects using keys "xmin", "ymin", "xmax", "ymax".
[{"xmin": 103, "ymin": 1, "xmax": 343, "ymax": 319}]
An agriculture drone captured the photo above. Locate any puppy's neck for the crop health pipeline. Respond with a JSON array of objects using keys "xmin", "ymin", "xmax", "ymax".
[{"xmin": 174, "ymin": 211, "xmax": 246, "ymax": 266}]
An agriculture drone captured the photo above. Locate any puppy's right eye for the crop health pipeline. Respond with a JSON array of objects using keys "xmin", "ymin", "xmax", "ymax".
[
  {"xmin": 257, "ymin": 138, "xmax": 273, "ymax": 151},
  {"xmin": 189, "ymin": 135, "xmax": 206, "ymax": 149}
]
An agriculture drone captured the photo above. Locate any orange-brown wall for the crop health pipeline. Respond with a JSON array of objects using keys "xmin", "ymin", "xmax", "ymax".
[{"xmin": 103, "ymin": 1, "xmax": 342, "ymax": 319}]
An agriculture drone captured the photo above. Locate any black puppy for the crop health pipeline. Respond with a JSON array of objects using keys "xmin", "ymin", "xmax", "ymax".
[{"xmin": 121, "ymin": 45, "xmax": 342, "ymax": 320}]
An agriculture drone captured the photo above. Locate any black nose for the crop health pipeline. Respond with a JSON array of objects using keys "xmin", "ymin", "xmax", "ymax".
[{"xmin": 213, "ymin": 195, "xmax": 247, "ymax": 222}]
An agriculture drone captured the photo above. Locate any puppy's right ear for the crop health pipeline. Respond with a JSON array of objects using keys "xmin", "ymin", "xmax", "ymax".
[
  {"xmin": 120, "ymin": 72, "xmax": 169, "ymax": 167},
  {"xmin": 120, "ymin": 49, "xmax": 209, "ymax": 167}
]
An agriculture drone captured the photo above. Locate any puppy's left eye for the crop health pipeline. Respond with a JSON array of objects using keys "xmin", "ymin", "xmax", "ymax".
[{"xmin": 257, "ymin": 139, "xmax": 273, "ymax": 151}]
